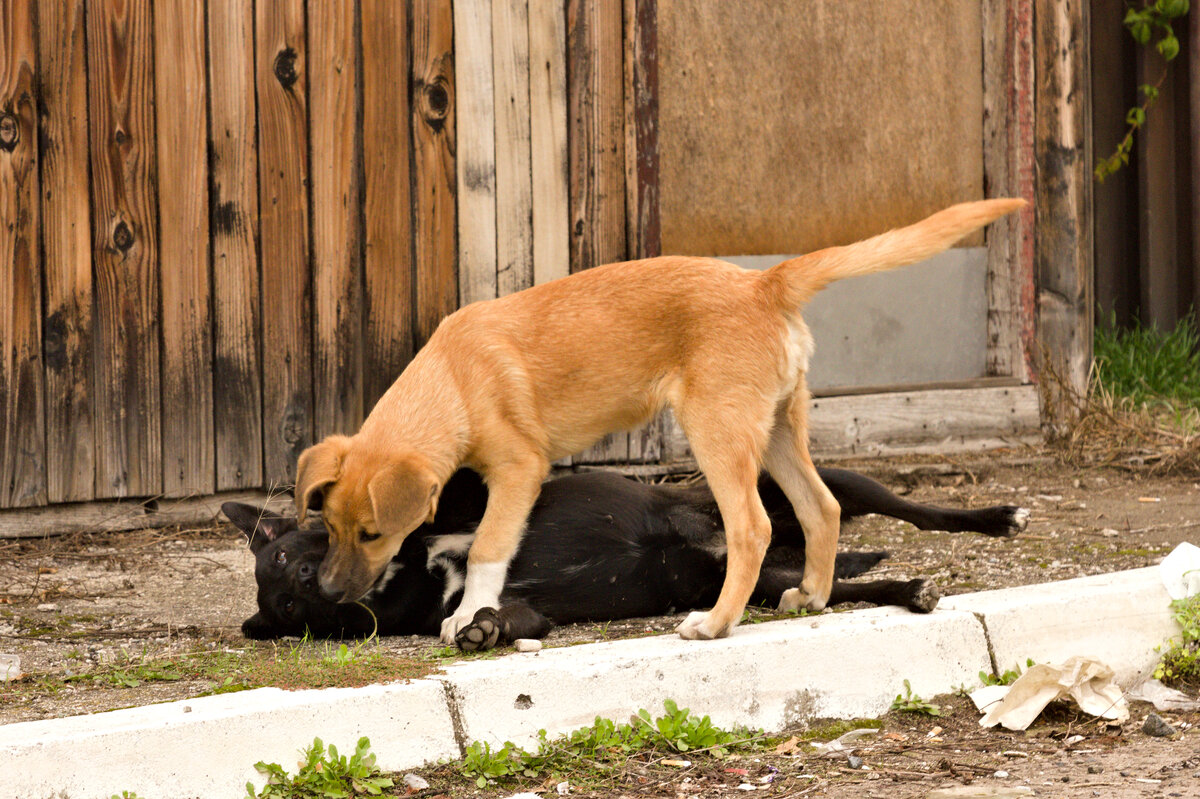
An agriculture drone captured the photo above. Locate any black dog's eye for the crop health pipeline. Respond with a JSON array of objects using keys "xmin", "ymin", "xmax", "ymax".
[
  {"xmin": 274, "ymin": 549, "xmax": 287, "ymax": 565},
  {"xmin": 359, "ymin": 530, "xmax": 382, "ymax": 543},
  {"xmin": 283, "ymin": 598, "xmax": 296, "ymax": 616}
]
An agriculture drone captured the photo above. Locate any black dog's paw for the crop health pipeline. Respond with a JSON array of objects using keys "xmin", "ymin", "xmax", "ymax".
[
  {"xmin": 903, "ymin": 579, "xmax": 940, "ymax": 613},
  {"xmin": 978, "ymin": 505, "xmax": 1029, "ymax": 538},
  {"xmin": 455, "ymin": 607, "xmax": 505, "ymax": 652}
]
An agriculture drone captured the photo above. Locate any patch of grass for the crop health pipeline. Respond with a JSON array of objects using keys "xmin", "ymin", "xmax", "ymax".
[
  {"xmin": 1094, "ymin": 314, "xmax": 1200, "ymax": 411},
  {"xmin": 889, "ymin": 679, "xmax": 941, "ymax": 716},
  {"xmin": 1154, "ymin": 593, "xmax": 1200, "ymax": 688},
  {"xmin": 795, "ymin": 718, "xmax": 882, "ymax": 742},
  {"xmin": 454, "ymin": 699, "xmax": 771, "ymax": 790},
  {"xmin": 248, "ymin": 736, "xmax": 393, "ymax": 798}
]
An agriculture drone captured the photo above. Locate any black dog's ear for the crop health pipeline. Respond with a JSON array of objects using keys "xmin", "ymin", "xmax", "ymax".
[
  {"xmin": 221, "ymin": 502, "xmax": 297, "ymax": 553},
  {"xmin": 241, "ymin": 612, "xmax": 280, "ymax": 640}
]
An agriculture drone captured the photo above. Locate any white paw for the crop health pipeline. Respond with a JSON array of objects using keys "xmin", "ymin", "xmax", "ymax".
[
  {"xmin": 676, "ymin": 611, "xmax": 733, "ymax": 640},
  {"xmin": 440, "ymin": 613, "xmax": 474, "ymax": 644},
  {"xmin": 778, "ymin": 588, "xmax": 827, "ymax": 613},
  {"xmin": 1012, "ymin": 507, "xmax": 1031, "ymax": 532}
]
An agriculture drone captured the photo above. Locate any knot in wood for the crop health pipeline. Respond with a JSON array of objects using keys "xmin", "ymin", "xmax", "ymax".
[
  {"xmin": 0, "ymin": 113, "xmax": 18, "ymax": 151},
  {"xmin": 273, "ymin": 48, "xmax": 300, "ymax": 89},
  {"xmin": 112, "ymin": 220, "xmax": 135, "ymax": 252},
  {"xmin": 418, "ymin": 77, "xmax": 452, "ymax": 131}
]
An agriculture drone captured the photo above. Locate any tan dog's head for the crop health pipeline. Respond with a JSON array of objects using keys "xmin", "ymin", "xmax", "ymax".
[{"xmin": 295, "ymin": 435, "xmax": 442, "ymax": 603}]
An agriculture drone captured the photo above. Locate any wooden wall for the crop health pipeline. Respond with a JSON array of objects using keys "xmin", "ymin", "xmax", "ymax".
[{"xmin": 0, "ymin": 0, "xmax": 457, "ymax": 509}]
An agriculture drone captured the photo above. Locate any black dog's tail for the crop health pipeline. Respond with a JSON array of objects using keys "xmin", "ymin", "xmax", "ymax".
[{"xmin": 834, "ymin": 550, "xmax": 888, "ymax": 579}]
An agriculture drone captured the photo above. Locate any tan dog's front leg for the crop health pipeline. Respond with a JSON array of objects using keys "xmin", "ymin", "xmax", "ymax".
[{"xmin": 439, "ymin": 459, "xmax": 548, "ymax": 643}]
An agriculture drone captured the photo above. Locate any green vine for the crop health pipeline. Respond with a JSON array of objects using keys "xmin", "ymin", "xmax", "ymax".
[{"xmin": 1094, "ymin": 0, "xmax": 1190, "ymax": 182}]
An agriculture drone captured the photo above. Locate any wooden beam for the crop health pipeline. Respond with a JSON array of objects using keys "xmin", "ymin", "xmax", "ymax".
[
  {"xmin": 208, "ymin": 0, "xmax": 264, "ymax": 491},
  {"xmin": 86, "ymin": 0, "xmax": 162, "ymax": 498},
  {"xmin": 494, "ymin": 0, "xmax": 535, "ymax": 297},
  {"xmin": 1034, "ymin": 0, "xmax": 1093, "ymax": 425},
  {"xmin": 0, "ymin": 0, "xmax": 45, "ymax": 507},
  {"xmin": 361, "ymin": 0, "xmax": 415, "ymax": 412},
  {"xmin": 308, "ymin": 0, "xmax": 364, "ymax": 439},
  {"xmin": 528, "ymin": 0, "xmax": 570, "ymax": 286},
  {"xmin": 155, "ymin": 0, "xmax": 214, "ymax": 496},
  {"xmin": 412, "ymin": 0, "xmax": 457, "ymax": 347},
  {"xmin": 256, "ymin": 0, "xmax": 313, "ymax": 487},
  {"xmin": 981, "ymin": 0, "xmax": 1036, "ymax": 381},
  {"xmin": 454, "ymin": 0, "xmax": 498, "ymax": 305}
]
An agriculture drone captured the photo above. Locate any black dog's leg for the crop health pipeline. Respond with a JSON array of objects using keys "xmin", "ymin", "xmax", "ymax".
[
  {"xmin": 817, "ymin": 467, "xmax": 1028, "ymax": 537},
  {"xmin": 454, "ymin": 604, "xmax": 554, "ymax": 652},
  {"xmin": 752, "ymin": 566, "xmax": 938, "ymax": 613}
]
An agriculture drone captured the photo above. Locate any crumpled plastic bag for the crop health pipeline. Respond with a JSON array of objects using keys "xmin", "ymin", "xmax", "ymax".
[
  {"xmin": 1160, "ymin": 541, "xmax": 1200, "ymax": 600},
  {"xmin": 970, "ymin": 655, "xmax": 1129, "ymax": 730},
  {"xmin": 1127, "ymin": 678, "xmax": 1200, "ymax": 711},
  {"xmin": 809, "ymin": 727, "xmax": 878, "ymax": 757}
]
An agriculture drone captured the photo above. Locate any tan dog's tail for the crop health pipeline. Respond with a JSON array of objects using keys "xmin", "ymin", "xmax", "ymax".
[{"xmin": 761, "ymin": 198, "xmax": 1026, "ymax": 309}]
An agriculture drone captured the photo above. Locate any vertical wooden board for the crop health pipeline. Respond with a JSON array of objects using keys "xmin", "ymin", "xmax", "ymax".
[
  {"xmin": 982, "ymin": 0, "xmax": 1036, "ymax": 382},
  {"xmin": 86, "ymin": 0, "xmax": 162, "ymax": 498},
  {"xmin": 528, "ymin": 0, "xmax": 569, "ymax": 286},
  {"xmin": 308, "ymin": 0, "xmax": 363, "ymax": 439},
  {"xmin": 257, "ymin": 0, "xmax": 313, "ymax": 487},
  {"xmin": 1193, "ymin": 4, "xmax": 1200, "ymax": 319},
  {"xmin": 208, "ymin": 0, "xmax": 263, "ymax": 490},
  {"xmin": 38, "ymin": 0, "xmax": 94, "ymax": 504},
  {"xmin": 454, "ymin": 0, "xmax": 497, "ymax": 305},
  {"xmin": 412, "ymin": 0, "xmax": 458, "ymax": 346},
  {"xmin": 361, "ymin": 0, "xmax": 415, "ymax": 412},
  {"xmin": 0, "ymin": 0, "xmax": 46, "ymax": 507},
  {"xmin": 155, "ymin": 1, "xmax": 214, "ymax": 496},
  {"xmin": 568, "ymin": 0, "xmax": 627, "ymax": 463},
  {"xmin": 493, "ymin": 0, "xmax": 534, "ymax": 296},
  {"xmin": 623, "ymin": 0, "xmax": 661, "ymax": 462},
  {"xmin": 1034, "ymin": 0, "xmax": 1092, "ymax": 419}
]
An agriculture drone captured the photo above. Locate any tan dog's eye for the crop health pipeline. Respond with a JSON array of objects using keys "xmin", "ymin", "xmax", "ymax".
[{"xmin": 359, "ymin": 530, "xmax": 381, "ymax": 543}]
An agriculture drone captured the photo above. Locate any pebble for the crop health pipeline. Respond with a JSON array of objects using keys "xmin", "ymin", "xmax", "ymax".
[
  {"xmin": 1142, "ymin": 712, "xmax": 1177, "ymax": 738},
  {"xmin": 847, "ymin": 755, "xmax": 863, "ymax": 769},
  {"xmin": 513, "ymin": 638, "xmax": 542, "ymax": 653},
  {"xmin": 36, "ymin": 603, "xmax": 58, "ymax": 612},
  {"xmin": 403, "ymin": 774, "xmax": 429, "ymax": 791},
  {"xmin": 1087, "ymin": 765, "xmax": 1102, "ymax": 774}
]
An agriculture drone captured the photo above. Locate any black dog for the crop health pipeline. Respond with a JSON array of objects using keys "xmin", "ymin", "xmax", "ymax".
[{"xmin": 224, "ymin": 468, "xmax": 1026, "ymax": 650}]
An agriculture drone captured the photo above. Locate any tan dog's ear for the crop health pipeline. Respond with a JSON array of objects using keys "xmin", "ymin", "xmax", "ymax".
[
  {"xmin": 368, "ymin": 457, "xmax": 442, "ymax": 537},
  {"xmin": 294, "ymin": 436, "xmax": 352, "ymax": 522}
]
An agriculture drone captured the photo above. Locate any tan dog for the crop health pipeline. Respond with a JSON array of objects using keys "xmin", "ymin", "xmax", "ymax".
[{"xmin": 295, "ymin": 198, "xmax": 1025, "ymax": 643}]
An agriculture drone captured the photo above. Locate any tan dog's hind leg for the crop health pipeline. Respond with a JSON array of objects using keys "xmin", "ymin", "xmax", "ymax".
[
  {"xmin": 439, "ymin": 455, "xmax": 549, "ymax": 643},
  {"xmin": 763, "ymin": 388, "xmax": 840, "ymax": 611},
  {"xmin": 676, "ymin": 408, "xmax": 773, "ymax": 640}
]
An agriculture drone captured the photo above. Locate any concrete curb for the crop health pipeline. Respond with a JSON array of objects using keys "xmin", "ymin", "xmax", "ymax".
[{"xmin": 0, "ymin": 567, "xmax": 1181, "ymax": 799}]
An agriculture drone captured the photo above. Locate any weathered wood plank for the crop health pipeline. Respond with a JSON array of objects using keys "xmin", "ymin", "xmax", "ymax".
[
  {"xmin": 86, "ymin": 0, "xmax": 162, "ymax": 498},
  {"xmin": 494, "ymin": 0, "xmax": 535, "ymax": 296},
  {"xmin": 1034, "ymin": 0, "xmax": 1093, "ymax": 423},
  {"xmin": 568, "ymin": 0, "xmax": 628, "ymax": 464},
  {"xmin": 38, "ymin": 0, "xmax": 94, "ymax": 505},
  {"xmin": 981, "ymin": 0, "xmax": 1036, "ymax": 381},
  {"xmin": 208, "ymin": 0, "xmax": 263, "ymax": 491},
  {"xmin": 662, "ymin": 386, "xmax": 1043, "ymax": 462},
  {"xmin": 155, "ymin": 0, "xmax": 214, "ymax": 496},
  {"xmin": 528, "ymin": 0, "xmax": 570, "ymax": 286},
  {"xmin": 454, "ymin": 0, "xmax": 498, "ymax": 305},
  {"xmin": 361, "ymin": 0, "xmax": 415, "ymax": 412},
  {"xmin": 412, "ymin": 0, "xmax": 458, "ymax": 347},
  {"xmin": 0, "ymin": 0, "xmax": 45, "ymax": 507},
  {"xmin": 0, "ymin": 490, "xmax": 294, "ymax": 539},
  {"xmin": 256, "ymin": 0, "xmax": 312, "ymax": 487},
  {"xmin": 308, "ymin": 0, "xmax": 364, "ymax": 438}
]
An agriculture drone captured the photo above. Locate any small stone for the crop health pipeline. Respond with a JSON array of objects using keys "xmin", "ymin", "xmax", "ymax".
[
  {"xmin": 513, "ymin": 638, "xmax": 542, "ymax": 653},
  {"xmin": 36, "ymin": 603, "xmax": 58, "ymax": 612},
  {"xmin": 994, "ymin": 770, "xmax": 1009, "ymax": 778},
  {"xmin": 1087, "ymin": 765, "xmax": 1102, "ymax": 774},
  {"xmin": 847, "ymin": 754, "xmax": 863, "ymax": 769},
  {"xmin": 1143, "ymin": 713, "xmax": 1177, "ymax": 738}
]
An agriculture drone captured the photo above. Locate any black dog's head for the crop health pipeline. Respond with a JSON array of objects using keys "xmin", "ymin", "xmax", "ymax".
[{"xmin": 222, "ymin": 502, "xmax": 379, "ymax": 639}]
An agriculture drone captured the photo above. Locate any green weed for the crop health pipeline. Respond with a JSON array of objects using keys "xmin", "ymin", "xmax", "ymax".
[
  {"xmin": 1154, "ymin": 592, "xmax": 1200, "ymax": 688},
  {"xmin": 978, "ymin": 658, "xmax": 1035, "ymax": 687},
  {"xmin": 889, "ymin": 679, "xmax": 941, "ymax": 716},
  {"xmin": 248, "ymin": 737, "xmax": 393, "ymax": 798},
  {"xmin": 1094, "ymin": 314, "xmax": 1200, "ymax": 413}
]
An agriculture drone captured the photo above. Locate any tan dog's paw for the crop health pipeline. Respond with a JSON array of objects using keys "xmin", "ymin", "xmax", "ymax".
[
  {"xmin": 440, "ymin": 613, "xmax": 475, "ymax": 644},
  {"xmin": 676, "ymin": 610, "xmax": 734, "ymax": 640},
  {"xmin": 778, "ymin": 588, "xmax": 828, "ymax": 613}
]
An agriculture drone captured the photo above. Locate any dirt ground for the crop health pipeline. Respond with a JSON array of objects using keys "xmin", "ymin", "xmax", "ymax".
[{"xmin": 2, "ymin": 447, "xmax": 1200, "ymax": 798}]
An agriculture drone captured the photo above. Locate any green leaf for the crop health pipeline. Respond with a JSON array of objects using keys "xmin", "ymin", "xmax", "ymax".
[{"xmin": 1157, "ymin": 32, "xmax": 1180, "ymax": 60}]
